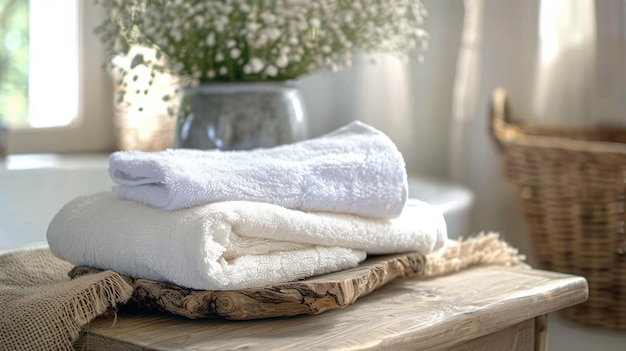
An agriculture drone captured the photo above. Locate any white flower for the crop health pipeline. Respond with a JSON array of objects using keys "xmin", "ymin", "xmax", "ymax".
[
  {"xmin": 205, "ymin": 32, "xmax": 216, "ymax": 47},
  {"xmin": 219, "ymin": 66, "xmax": 228, "ymax": 75},
  {"xmin": 266, "ymin": 65, "xmax": 278, "ymax": 77},
  {"xmin": 230, "ymin": 48, "xmax": 241, "ymax": 59},
  {"xmin": 344, "ymin": 11, "xmax": 354, "ymax": 23},
  {"xmin": 265, "ymin": 28, "xmax": 281, "ymax": 41},
  {"xmin": 215, "ymin": 52, "xmax": 224, "ymax": 62},
  {"xmin": 246, "ymin": 22, "xmax": 261, "ymax": 32},
  {"xmin": 310, "ymin": 18, "xmax": 321, "ymax": 29},
  {"xmin": 276, "ymin": 55, "xmax": 289, "ymax": 68},
  {"xmin": 260, "ymin": 12, "xmax": 276, "ymax": 24},
  {"xmin": 249, "ymin": 57, "xmax": 264, "ymax": 73},
  {"xmin": 239, "ymin": 3, "xmax": 251, "ymax": 12}
]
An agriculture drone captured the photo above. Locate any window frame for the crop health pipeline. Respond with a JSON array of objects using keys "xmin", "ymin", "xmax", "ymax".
[{"xmin": 7, "ymin": 1, "xmax": 114, "ymax": 154}]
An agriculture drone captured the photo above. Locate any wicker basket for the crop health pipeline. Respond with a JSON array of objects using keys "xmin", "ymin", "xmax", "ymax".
[{"xmin": 490, "ymin": 88, "xmax": 626, "ymax": 330}]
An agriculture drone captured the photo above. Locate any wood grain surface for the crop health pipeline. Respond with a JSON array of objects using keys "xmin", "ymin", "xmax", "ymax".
[
  {"xmin": 75, "ymin": 266, "xmax": 588, "ymax": 351},
  {"xmin": 69, "ymin": 252, "xmax": 425, "ymax": 320}
]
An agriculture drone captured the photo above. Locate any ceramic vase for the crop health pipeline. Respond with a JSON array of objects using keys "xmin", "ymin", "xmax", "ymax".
[{"xmin": 174, "ymin": 81, "xmax": 308, "ymax": 150}]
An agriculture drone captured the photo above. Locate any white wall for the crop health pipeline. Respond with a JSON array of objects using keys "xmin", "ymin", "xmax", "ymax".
[{"xmin": 299, "ymin": 0, "xmax": 465, "ymax": 180}]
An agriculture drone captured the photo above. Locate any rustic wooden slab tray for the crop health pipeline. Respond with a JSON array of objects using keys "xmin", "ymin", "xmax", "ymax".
[{"xmin": 69, "ymin": 252, "xmax": 425, "ymax": 320}]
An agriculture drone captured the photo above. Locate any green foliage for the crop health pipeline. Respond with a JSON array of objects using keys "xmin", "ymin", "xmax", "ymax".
[{"xmin": 0, "ymin": 0, "xmax": 29, "ymax": 125}]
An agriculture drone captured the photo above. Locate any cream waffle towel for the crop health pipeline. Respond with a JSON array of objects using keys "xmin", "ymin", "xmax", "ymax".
[
  {"xmin": 47, "ymin": 192, "xmax": 447, "ymax": 291},
  {"xmin": 108, "ymin": 121, "xmax": 408, "ymax": 219}
]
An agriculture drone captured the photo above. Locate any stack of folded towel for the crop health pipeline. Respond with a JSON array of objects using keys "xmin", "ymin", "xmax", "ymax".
[{"xmin": 47, "ymin": 121, "xmax": 448, "ymax": 291}]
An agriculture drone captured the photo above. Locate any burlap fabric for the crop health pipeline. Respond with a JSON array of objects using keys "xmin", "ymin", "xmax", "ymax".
[{"xmin": 0, "ymin": 248, "xmax": 133, "ymax": 351}]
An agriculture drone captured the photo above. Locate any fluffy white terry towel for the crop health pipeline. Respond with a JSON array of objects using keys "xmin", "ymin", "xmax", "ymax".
[
  {"xmin": 109, "ymin": 121, "xmax": 408, "ymax": 219},
  {"xmin": 47, "ymin": 193, "xmax": 447, "ymax": 290}
]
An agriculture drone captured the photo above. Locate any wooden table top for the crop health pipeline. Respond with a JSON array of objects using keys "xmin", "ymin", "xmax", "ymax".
[{"xmin": 76, "ymin": 266, "xmax": 588, "ymax": 351}]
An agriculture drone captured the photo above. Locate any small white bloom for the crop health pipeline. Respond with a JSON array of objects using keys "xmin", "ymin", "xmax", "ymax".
[
  {"xmin": 266, "ymin": 65, "xmax": 278, "ymax": 77},
  {"xmin": 215, "ymin": 52, "xmax": 224, "ymax": 62},
  {"xmin": 230, "ymin": 48, "xmax": 241, "ymax": 59},
  {"xmin": 239, "ymin": 3, "xmax": 250, "ymax": 12},
  {"xmin": 246, "ymin": 21, "xmax": 261, "ymax": 32},
  {"xmin": 243, "ymin": 64, "xmax": 252, "ymax": 74},
  {"xmin": 321, "ymin": 45, "xmax": 331, "ymax": 54},
  {"xmin": 276, "ymin": 55, "xmax": 289, "ymax": 68},
  {"xmin": 310, "ymin": 18, "xmax": 321, "ymax": 28},
  {"xmin": 207, "ymin": 70, "xmax": 216, "ymax": 79},
  {"xmin": 249, "ymin": 57, "xmax": 264, "ymax": 73},
  {"xmin": 265, "ymin": 28, "xmax": 281, "ymax": 41},
  {"xmin": 219, "ymin": 66, "xmax": 228, "ymax": 75},
  {"xmin": 260, "ymin": 12, "xmax": 276, "ymax": 24},
  {"xmin": 226, "ymin": 39, "xmax": 236, "ymax": 48},
  {"xmin": 205, "ymin": 32, "xmax": 216, "ymax": 47},
  {"xmin": 344, "ymin": 11, "xmax": 354, "ymax": 23}
]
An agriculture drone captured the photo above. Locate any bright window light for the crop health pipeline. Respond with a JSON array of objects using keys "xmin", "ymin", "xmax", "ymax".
[{"xmin": 28, "ymin": 0, "xmax": 79, "ymax": 128}]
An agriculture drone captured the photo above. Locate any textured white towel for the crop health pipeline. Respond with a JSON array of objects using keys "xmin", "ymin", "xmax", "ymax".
[
  {"xmin": 109, "ymin": 121, "xmax": 408, "ymax": 219},
  {"xmin": 47, "ymin": 193, "xmax": 447, "ymax": 290}
]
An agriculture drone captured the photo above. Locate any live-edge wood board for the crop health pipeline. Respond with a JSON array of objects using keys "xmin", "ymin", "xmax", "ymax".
[
  {"xmin": 70, "ymin": 252, "xmax": 426, "ymax": 320},
  {"xmin": 75, "ymin": 266, "xmax": 588, "ymax": 351}
]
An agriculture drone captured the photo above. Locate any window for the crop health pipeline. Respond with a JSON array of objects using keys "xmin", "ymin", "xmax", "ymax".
[{"xmin": 2, "ymin": 0, "xmax": 114, "ymax": 154}]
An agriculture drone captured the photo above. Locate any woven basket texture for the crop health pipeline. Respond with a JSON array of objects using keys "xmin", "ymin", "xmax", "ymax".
[{"xmin": 491, "ymin": 88, "xmax": 626, "ymax": 331}]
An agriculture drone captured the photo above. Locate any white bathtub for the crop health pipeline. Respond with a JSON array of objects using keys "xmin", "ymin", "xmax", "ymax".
[
  {"xmin": 0, "ymin": 154, "xmax": 472, "ymax": 251},
  {"xmin": 0, "ymin": 154, "xmax": 112, "ymax": 250}
]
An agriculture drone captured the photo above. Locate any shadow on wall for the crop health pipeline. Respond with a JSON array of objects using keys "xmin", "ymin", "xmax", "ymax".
[{"xmin": 299, "ymin": 0, "xmax": 465, "ymax": 180}]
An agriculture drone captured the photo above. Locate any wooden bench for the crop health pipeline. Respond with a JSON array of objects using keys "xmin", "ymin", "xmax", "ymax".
[{"xmin": 75, "ymin": 266, "xmax": 587, "ymax": 350}]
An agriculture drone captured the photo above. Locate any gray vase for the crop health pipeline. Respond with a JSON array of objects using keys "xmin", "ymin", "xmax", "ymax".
[{"xmin": 174, "ymin": 82, "xmax": 308, "ymax": 150}]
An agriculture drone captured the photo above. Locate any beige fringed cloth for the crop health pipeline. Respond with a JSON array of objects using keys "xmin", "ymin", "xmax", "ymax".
[
  {"xmin": 0, "ymin": 249, "xmax": 133, "ymax": 351},
  {"xmin": 0, "ymin": 232, "xmax": 526, "ymax": 351}
]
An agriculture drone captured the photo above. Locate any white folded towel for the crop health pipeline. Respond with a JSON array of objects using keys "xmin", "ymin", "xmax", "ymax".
[
  {"xmin": 47, "ymin": 193, "xmax": 447, "ymax": 290},
  {"xmin": 109, "ymin": 121, "xmax": 408, "ymax": 219}
]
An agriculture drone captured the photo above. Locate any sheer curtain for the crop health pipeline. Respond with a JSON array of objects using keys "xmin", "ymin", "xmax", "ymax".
[{"xmin": 449, "ymin": 0, "xmax": 540, "ymax": 260}]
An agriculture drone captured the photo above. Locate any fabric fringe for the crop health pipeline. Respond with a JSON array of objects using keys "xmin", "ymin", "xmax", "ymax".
[
  {"xmin": 424, "ymin": 231, "xmax": 528, "ymax": 278},
  {"xmin": 0, "ymin": 249, "xmax": 133, "ymax": 351}
]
